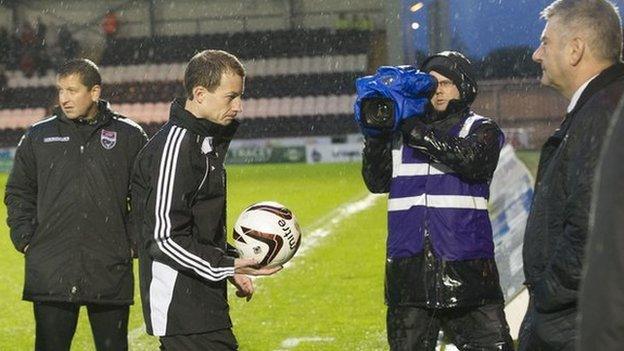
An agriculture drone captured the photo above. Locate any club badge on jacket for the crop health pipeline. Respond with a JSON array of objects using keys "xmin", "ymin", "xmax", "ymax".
[{"xmin": 101, "ymin": 130, "xmax": 117, "ymax": 150}]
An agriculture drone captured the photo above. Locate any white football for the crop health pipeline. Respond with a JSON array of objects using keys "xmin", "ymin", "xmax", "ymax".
[{"xmin": 233, "ymin": 201, "xmax": 302, "ymax": 268}]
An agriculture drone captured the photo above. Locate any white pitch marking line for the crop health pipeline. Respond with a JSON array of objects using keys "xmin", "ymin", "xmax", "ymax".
[
  {"xmin": 275, "ymin": 336, "xmax": 336, "ymax": 350},
  {"xmin": 129, "ymin": 192, "xmax": 384, "ymax": 345},
  {"xmin": 260, "ymin": 192, "xmax": 383, "ymax": 277}
]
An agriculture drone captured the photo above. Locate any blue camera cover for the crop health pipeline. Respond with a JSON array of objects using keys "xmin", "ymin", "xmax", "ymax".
[{"xmin": 354, "ymin": 65, "xmax": 436, "ymax": 136}]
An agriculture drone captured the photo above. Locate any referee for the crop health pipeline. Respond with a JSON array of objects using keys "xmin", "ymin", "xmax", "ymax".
[{"xmin": 130, "ymin": 50, "xmax": 280, "ymax": 350}]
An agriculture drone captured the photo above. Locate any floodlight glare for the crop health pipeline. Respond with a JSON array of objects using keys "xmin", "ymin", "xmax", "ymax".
[{"xmin": 410, "ymin": 2, "xmax": 424, "ymax": 12}]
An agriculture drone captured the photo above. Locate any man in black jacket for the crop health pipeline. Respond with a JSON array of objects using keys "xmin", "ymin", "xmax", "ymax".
[
  {"xmin": 131, "ymin": 49, "xmax": 279, "ymax": 350},
  {"xmin": 361, "ymin": 51, "xmax": 513, "ymax": 350},
  {"xmin": 519, "ymin": 0, "xmax": 624, "ymax": 349},
  {"xmin": 4, "ymin": 59, "xmax": 148, "ymax": 350}
]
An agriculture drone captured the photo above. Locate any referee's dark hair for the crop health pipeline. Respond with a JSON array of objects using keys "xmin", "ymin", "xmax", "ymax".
[
  {"xmin": 184, "ymin": 49, "xmax": 246, "ymax": 99},
  {"xmin": 57, "ymin": 59, "xmax": 102, "ymax": 89}
]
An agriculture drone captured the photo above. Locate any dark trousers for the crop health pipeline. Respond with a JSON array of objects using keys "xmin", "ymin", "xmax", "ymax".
[
  {"xmin": 517, "ymin": 295, "xmax": 576, "ymax": 351},
  {"xmin": 159, "ymin": 329, "xmax": 238, "ymax": 351},
  {"xmin": 33, "ymin": 301, "xmax": 129, "ymax": 351},
  {"xmin": 387, "ymin": 303, "xmax": 514, "ymax": 351}
]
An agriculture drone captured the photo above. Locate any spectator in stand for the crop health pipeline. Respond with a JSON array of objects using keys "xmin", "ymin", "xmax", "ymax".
[
  {"xmin": 0, "ymin": 27, "xmax": 10, "ymax": 67},
  {"xmin": 7, "ymin": 27, "xmax": 20, "ymax": 68},
  {"xmin": 19, "ymin": 23, "xmax": 35, "ymax": 49},
  {"xmin": 101, "ymin": 10, "xmax": 119, "ymax": 48},
  {"xmin": 35, "ymin": 17, "xmax": 50, "ymax": 76},
  {"xmin": 18, "ymin": 22, "xmax": 36, "ymax": 77},
  {"xmin": 58, "ymin": 25, "xmax": 78, "ymax": 61},
  {"xmin": 0, "ymin": 66, "xmax": 7, "ymax": 91}
]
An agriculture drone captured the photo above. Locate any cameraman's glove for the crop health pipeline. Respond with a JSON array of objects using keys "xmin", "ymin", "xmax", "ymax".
[{"xmin": 354, "ymin": 66, "xmax": 436, "ymax": 137}]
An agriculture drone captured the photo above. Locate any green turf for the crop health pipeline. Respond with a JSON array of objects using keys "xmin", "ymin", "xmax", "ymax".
[
  {"xmin": 0, "ymin": 162, "xmax": 386, "ymax": 350},
  {"xmin": 515, "ymin": 150, "xmax": 540, "ymax": 178},
  {"xmin": 0, "ymin": 152, "xmax": 540, "ymax": 350}
]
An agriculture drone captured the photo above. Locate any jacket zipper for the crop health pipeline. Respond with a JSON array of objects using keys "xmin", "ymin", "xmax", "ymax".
[
  {"xmin": 196, "ymin": 156, "xmax": 210, "ymax": 193},
  {"xmin": 74, "ymin": 142, "xmax": 85, "ymax": 300}
]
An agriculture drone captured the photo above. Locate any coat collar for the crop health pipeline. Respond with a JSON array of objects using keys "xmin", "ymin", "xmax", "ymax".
[
  {"xmin": 53, "ymin": 100, "xmax": 113, "ymax": 127},
  {"xmin": 569, "ymin": 63, "xmax": 624, "ymax": 116},
  {"xmin": 554, "ymin": 63, "xmax": 624, "ymax": 137},
  {"xmin": 168, "ymin": 98, "xmax": 239, "ymax": 139}
]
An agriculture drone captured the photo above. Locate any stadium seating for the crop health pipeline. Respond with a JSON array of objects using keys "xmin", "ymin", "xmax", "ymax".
[
  {"xmin": 99, "ymin": 29, "xmax": 372, "ymax": 66},
  {"xmin": 5, "ymin": 54, "xmax": 367, "ymax": 88},
  {"xmin": 0, "ymin": 72, "xmax": 360, "ymax": 109},
  {"xmin": 0, "ymin": 29, "xmax": 372, "ymax": 147},
  {"xmin": 0, "ymin": 108, "xmax": 47, "ymax": 130}
]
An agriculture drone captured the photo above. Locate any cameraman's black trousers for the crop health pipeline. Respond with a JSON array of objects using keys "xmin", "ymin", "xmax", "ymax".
[
  {"xmin": 387, "ymin": 303, "xmax": 514, "ymax": 350},
  {"xmin": 33, "ymin": 301, "xmax": 129, "ymax": 351}
]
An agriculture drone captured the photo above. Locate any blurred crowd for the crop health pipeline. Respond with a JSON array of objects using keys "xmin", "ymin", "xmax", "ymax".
[{"xmin": 0, "ymin": 19, "xmax": 79, "ymax": 85}]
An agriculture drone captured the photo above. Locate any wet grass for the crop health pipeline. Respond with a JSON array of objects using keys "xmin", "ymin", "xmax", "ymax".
[
  {"xmin": 0, "ymin": 163, "xmax": 385, "ymax": 350},
  {"xmin": 515, "ymin": 150, "xmax": 540, "ymax": 178},
  {"xmin": 0, "ymin": 152, "xmax": 540, "ymax": 350}
]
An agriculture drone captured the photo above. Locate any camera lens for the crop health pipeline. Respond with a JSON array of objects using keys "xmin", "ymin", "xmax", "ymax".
[{"xmin": 361, "ymin": 98, "xmax": 395, "ymax": 130}]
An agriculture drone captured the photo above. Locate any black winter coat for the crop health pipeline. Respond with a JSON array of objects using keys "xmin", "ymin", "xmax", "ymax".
[
  {"xmin": 5, "ymin": 101, "xmax": 148, "ymax": 305},
  {"xmin": 578, "ymin": 92, "xmax": 624, "ymax": 351},
  {"xmin": 523, "ymin": 63, "xmax": 624, "ymax": 314}
]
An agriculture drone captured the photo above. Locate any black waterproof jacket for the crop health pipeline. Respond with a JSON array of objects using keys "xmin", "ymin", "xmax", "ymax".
[
  {"xmin": 5, "ymin": 101, "xmax": 148, "ymax": 304},
  {"xmin": 131, "ymin": 99, "xmax": 239, "ymax": 336},
  {"xmin": 362, "ymin": 108, "xmax": 506, "ymax": 308},
  {"xmin": 523, "ymin": 63, "xmax": 624, "ymax": 314},
  {"xmin": 578, "ymin": 92, "xmax": 624, "ymax": 351}
]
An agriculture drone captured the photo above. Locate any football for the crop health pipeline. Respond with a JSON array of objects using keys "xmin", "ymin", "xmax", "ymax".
[{"xmin": 233, "ymin": 201, "xmax": 302, "ymax": 268}]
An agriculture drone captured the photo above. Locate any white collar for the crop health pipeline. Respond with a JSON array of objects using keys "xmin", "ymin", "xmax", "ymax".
[
  {"xmin": 201, "ymin": 137, "xmax": 213, "ymax": 154},
  {"xmin": 567, "ymin": 74, "xmax": 599, "ymax": 113}
]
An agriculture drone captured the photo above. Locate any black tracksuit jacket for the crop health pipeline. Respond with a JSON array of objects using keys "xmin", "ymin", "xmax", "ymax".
[
  {"xmin": 131, "ymin": 99, "xmax": 239, "ymax": 336},
  {"xmin": 5, "ymin": 100, "xmax": 148, "ymax": 304}
]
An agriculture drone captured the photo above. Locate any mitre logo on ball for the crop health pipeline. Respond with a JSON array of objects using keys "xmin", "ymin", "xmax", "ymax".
[{"xmin": 233, "ymin": 201, "xmax": 302, "ymax": 268}]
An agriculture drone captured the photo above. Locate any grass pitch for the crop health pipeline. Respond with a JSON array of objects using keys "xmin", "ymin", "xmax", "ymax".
[
  {"xmin": 0, "ymin": 162, "xmax": 387, "ymax": 350},
  {"xmin": 0, "ymin": 152, "xmax": 539, "ymax": 350}
]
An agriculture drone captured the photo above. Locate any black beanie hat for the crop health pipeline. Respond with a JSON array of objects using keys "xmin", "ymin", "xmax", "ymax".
[{"xmin": 421, "ymin": 51, "xmax": 478, "ymax": 105}]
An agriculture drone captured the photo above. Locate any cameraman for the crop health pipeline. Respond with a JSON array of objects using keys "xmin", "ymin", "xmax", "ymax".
[{"xmin": 359, "ymin": 51, "xmax": 513, "ymax": 350}]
